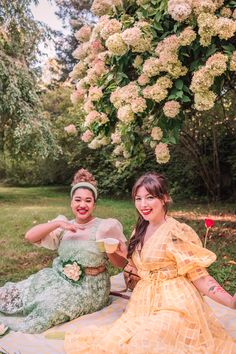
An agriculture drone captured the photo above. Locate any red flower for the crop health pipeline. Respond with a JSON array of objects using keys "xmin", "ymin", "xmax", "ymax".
[
  {"xmin": 205, "ymin": 218, "xmax": 214, "ymax": 228},
  {"xmin": 203, "ymin": 218, "xmax": 215, "ymax": 248}
]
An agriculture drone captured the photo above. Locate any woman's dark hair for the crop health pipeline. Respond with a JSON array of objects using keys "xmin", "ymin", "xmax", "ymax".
[{"xmin": 127, "ymin": 172, "xmax": 171, "ymax": 259}]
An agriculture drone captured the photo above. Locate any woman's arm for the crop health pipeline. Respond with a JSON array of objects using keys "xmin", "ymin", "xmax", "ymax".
[
  {"xmin": 193, "ymin": 274, "xmax": 236, "ymax": 309},
  {"xmin": 106, "ymin": 241, "xmax": 128, "ymax": 268},
  {"xmin": 25, "ymin": 220, "xmax": 78, "ymax": 244}
]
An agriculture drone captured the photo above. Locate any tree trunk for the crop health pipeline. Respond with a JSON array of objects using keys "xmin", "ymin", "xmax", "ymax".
[
  {"xmin": 211, "ymin": 123, "xmax": 221, "ymax": 201},
  {"xmin": 180, "ymin": 131, "xmax": 220, "ymax": 201}
]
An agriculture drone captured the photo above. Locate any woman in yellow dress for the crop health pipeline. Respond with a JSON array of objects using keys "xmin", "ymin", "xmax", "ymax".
[{"xmin": 64, "ymin": 172, "xmax": 236, "ymax": 353}]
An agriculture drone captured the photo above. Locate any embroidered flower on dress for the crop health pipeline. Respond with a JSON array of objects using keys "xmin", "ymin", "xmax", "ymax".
[{"xmin": 62, "ymin": 261, "xmax": 84, "ymax": 282}]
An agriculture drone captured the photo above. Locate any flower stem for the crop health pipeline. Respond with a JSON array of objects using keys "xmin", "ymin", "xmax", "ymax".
[{"xmin": 204, "ymin": 228, "xmax": 209, "ymax": 248}]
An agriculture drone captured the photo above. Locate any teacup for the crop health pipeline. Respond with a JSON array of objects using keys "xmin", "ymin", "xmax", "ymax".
[
  {"xmin": 96, "ymin": 239, "xmax": 106, "ymax": 252},
  {"xmin": 103, "ymin": 238, "xmax": 119, "ymax": 254}
]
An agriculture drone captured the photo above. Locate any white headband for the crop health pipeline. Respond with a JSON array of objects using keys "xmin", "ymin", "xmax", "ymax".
[{"xmin": 70, "ymin": 182, "xmax": 98, "ymax": 199}]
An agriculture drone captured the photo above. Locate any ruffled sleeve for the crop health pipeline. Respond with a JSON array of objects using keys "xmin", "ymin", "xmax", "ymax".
[
  {"xmin": 166, "ymin": 221, "xmax": 216, "ymax": 281},
  {"xmin": 96, "ymin": 218, "xmax": 127, "ymax": 243},
  {"xmin": 36, "ymin": 215, "xmax": 68, "ymax": 250}
]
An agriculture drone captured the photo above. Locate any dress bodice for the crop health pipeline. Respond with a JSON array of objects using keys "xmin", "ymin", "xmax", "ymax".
[
  {"xmin": 55, "ymin": 238, "xmax": 107, "ymax": 268},
  {"xmin": 53, "ymin": 218, "xmax": 108, "ymax": 276},
  {"xmin": 132, "ymin": 217, "xmax": 216, "ymax": 283}
]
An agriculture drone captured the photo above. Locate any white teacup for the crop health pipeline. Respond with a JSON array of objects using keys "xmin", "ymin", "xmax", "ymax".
[
  {"xmin": 103, "ymin": 238, "xmax": 119, "ymax": 254},
  {"xmin": 96, "ymin": 239, "xmax": 106, "ymax": 252}
]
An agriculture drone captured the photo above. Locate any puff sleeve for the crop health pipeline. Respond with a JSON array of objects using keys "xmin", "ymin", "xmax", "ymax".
[
  {"xmin": 96, "ymin": 218, "xmax": 127, "ymax": 243},
  {"xmin": 36, "ymin": 215, "xmax": 67, "ymax": 250},
  {"xmin": 167, "ymin": 222, "xmax": 216, "ymax": 282}
]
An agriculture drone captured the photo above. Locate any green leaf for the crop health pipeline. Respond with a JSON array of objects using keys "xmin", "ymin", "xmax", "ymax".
[
  {"xmin": 206, "ymin": 44, "xmax": 217, "ymax": 58},
  {"xmin": 175, "ymin": 91, "xmax": 183, "ymax": 99},
  {"xmin": 190, "ymin": 60, "xmax": 201, "ymax": 71},
  {"xmin": 168, "ymin": 94, "xmax": 177, "ymax": 100},
  {"xmin": 175, "ymin": 79, "xmax": 184, "ymax": 90},
  {"xmin": 173, "ymin": 23, "xmax": 181, "ymax": 33},
  {"xmin": 169, "ymin": 135, "xmax": 178, "ymax": 144},
  {"xmin": 155, "ymin": 13, "xmax": 162, "ymax": 22},
  {"xmin": 221, "ymin": 44, "xmax": 235, "ymax": 55},
  {"xmin": 147, "ymin": 9, "xmax": 159, "ymax": 16},
  {"xmin": 167, "ymin": 94, "xmax": 177, "ymax": 101},
  {"xmin": 182, "ymin": 95, "xmax": 191, "ymax": 103},
  {"xmin": 106, "ymin": 74, "xmax": 114, "ymax": 82},
  {"xmin": 141, "ymin": 3, "xmax": 150, "ymax": 9},
  {"xmin": 153, "ymin": 22, "xmax": 163, "ymax": 31},
  {"xmin": 183, "ymin": 85, "xmax": 191, "ymax": 94}
]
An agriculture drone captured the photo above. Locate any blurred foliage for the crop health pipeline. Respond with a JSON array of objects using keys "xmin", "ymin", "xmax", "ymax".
[{"xmin": 0, "ymin": 0, "xmax": 59, "ymax": 160}]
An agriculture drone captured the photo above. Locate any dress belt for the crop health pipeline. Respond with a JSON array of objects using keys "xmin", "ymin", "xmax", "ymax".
[{"xmin": 84, "ymin": 264, "xmax": 106, "ymax": 276}]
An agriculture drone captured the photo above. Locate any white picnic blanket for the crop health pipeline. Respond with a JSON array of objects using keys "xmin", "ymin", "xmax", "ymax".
[{"xmin": 0, "ymin": 273, "xmax": 235, "ymax": 354}]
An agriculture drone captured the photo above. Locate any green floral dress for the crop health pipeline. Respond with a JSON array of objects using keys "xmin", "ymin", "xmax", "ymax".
[{"xmin": 0, "ymin": 217, "xmax": 125, "ymax": 333}]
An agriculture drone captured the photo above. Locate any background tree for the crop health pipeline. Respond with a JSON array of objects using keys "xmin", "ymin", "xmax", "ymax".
[
  {"xmin": 0, "ymin": 0, "xmax": 59, "ymax": 162},
  {"xmin": 55, "ymin": 0, "xmax": 95, "ymax": 77},
  {"xmin": 180, "ymin": 90, "xmax": 236, "ymax": 200}
]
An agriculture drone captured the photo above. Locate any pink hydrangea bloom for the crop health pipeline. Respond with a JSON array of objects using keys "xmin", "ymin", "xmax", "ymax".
[
  {"xmin": 143, "ymin": 57, "xmax": 161, "ymax": 78},
  {"xmin": 64, "ymin": 124, "xmax": 77, "ymax": 135},
  {"xmin": 70, "ymin": 89, "xmax": 86, "ymax": 105},
  {"xmin": 155, "ymin": 143, "xmax": 170, "ymax": 164},
  {"xmin": 117, "ymin": 105, "xmax": 135, "ymax": 123},
  {"xmin": 168, "ymin": 0, "xmax": 192, "ymax": 22},
  {"xmin": 163, "ymin": 101, "xmax": 181, "ymax": 118},
  {"xmin": 84, "ymin": 100, "xmax": 95, "ymax": 114},
  {"xmin": 75, "ymin": 25, "xmax": 91, "ymax": 43},
  {"xmin": 230, "ymin": 51, "xmax": 236, "ymax": 71},
  {"xmin": 215, "ymin": 17, "xmax": 236, "ymax": 40},
  {"xmin": 81, "ymin": 130, "xmax": 94, "ymax": 143},
  {"xmin": 100, "ymin": 19, "xmax": 122, "ymax": 40},
  {"xmin": 130, "ymin": 97, "xmax": 147, "ymax": 113},
  {"xmin": 106, "ymin": 33, "xmax": 128, "ymax": 56},
  {"xmin": 84, "ymin": 111, "xmax": 101, "ymax": 126},
  {"xmin": 111, "ymin": 131, "xmax": 122, "ymax": 144},
  {"xmin": 194, "ymin": 91, "xmax": 216, "ymax": 111},
  {"xmin": 138, "ymin": 74, "xmax": 150, "ymax": 86},
  {"xmin": 88, "ymin": 87, "xmax": 103, "ymax": 102},
  {"xmin": 151, "ymin": 127, "xmax": 163, "ymax": 141}
]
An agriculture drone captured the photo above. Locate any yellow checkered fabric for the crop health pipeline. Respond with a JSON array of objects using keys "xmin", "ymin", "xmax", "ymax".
[{"xmin": 65, "ymin": 217, "xmax": 236, "ymax": 354}]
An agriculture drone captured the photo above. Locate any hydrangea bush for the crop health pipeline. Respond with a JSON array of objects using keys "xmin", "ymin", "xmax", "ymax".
[{"xmin": 69, "ymin": 0, "xmax": 236, "ymax": 168}]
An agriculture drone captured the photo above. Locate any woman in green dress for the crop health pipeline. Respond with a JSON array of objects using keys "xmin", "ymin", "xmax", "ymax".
[{"xmin": 0, "ymin": 169, "xmax": 127, "ymax": 333}]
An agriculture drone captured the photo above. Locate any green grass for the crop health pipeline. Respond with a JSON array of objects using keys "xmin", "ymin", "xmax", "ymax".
[{"xmin": 0, "ymin": 185, "xmax": 235, "ymax": 294}]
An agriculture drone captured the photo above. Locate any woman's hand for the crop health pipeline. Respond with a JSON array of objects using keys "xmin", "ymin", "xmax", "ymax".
[
  {"xmin": 115, "ymin": 241, "xmax": 128, "ymax": 259},
  {"xmin": 57, "ymin": 221, "xmax": 78, "ymax": 233},
  {"xmin": 106, "ymin": 241, "xmax": 128, "ymax": 268},
  {"xmin": 25, "ymin": 219, "xmax": 77, "ymax": 243}
]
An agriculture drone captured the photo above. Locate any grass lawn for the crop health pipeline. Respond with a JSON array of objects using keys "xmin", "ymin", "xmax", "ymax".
[{"xmin": 0, "ymin": 185, "xmax": 235, "ymax": 294}]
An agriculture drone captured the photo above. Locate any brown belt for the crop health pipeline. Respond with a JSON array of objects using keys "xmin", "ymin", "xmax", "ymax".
[{"xmin": 84, "ymin": 265, "xmax": 106, "ymax": 276}]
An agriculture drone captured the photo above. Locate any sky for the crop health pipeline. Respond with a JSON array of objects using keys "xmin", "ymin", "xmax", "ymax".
[
  {"xmin": 30, "ymin": 0, "xmax": 69, "ymax": 62},
  {"xmin": 31, "ymin": 0, "xmax": 66, "ymax": 32}
]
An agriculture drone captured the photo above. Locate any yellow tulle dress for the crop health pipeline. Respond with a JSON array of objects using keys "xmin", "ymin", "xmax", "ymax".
[{"xmin": 64, "ymin": 217, "xmax": 236, "ymax": 354}]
